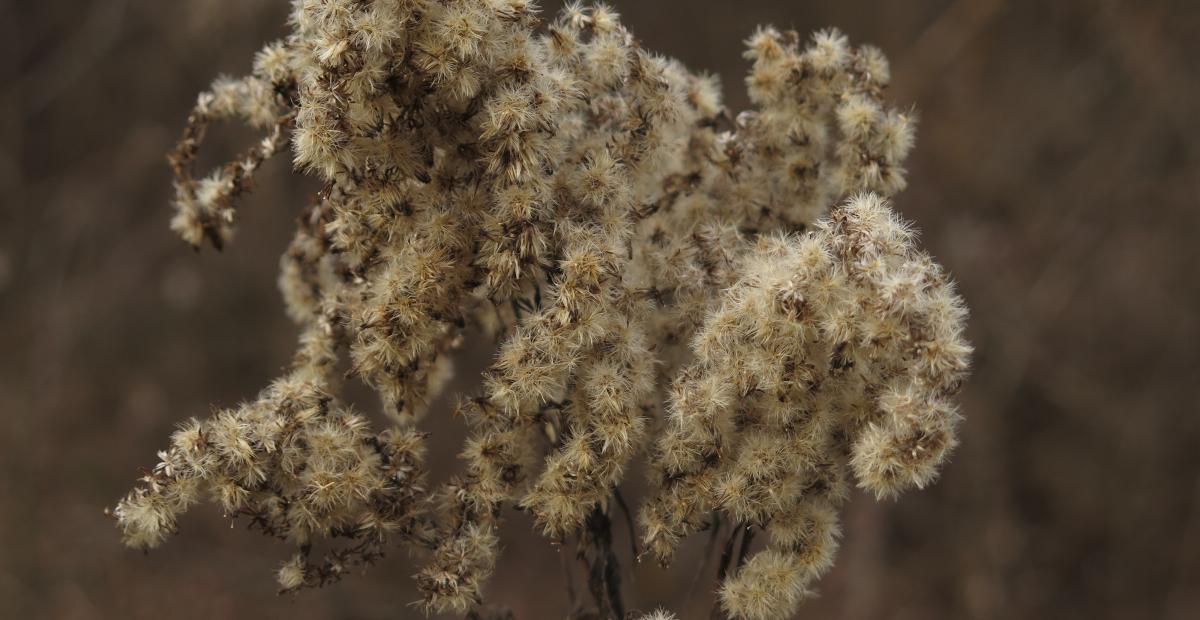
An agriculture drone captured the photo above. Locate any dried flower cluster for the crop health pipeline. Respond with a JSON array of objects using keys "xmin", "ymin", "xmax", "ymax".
[{"xmin": 112, "ymin": 2, "xmax": 971, "ymax": 618}]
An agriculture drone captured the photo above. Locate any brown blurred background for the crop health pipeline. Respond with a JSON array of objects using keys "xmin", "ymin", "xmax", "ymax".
[{"xmin": 2, "ymin": 0, "xmax": 1198, "ymax": 618}]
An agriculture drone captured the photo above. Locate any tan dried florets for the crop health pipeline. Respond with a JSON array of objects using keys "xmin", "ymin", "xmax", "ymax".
[
  {"xmin": 113, "ymin": 3, "xmax": 970, "ymax": 619},
  {"xmin": 639, "ymin": 193, "xmax": 969, "ymax": 620}
]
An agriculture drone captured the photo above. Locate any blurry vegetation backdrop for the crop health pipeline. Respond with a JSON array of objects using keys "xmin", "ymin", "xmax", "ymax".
[{"xmin": 1, "ymin": 0, "xmax": 1198, "ymax": 618}]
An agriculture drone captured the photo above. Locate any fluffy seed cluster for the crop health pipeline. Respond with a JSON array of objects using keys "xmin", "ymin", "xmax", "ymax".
[
  {"xmin": 640, "ymin": 194, "xmax": 970, "ymax": 620},
  {"xmin": 113, "ymin": 3, "xmax": 970, "ymax": 619},
  {"xmin": 111, "ymin": 323, "xmax": 432, "ymax": 589}
]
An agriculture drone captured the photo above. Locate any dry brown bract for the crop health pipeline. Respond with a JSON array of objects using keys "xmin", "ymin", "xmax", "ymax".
[{"xmin": 112, "ymin": 2, "xmax": 970, "ymax": 619}]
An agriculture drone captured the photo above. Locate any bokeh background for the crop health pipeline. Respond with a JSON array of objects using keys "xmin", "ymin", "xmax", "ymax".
[{"xmin": 2, "ymin": 0, "xmax": 1198, "ymax": 618}]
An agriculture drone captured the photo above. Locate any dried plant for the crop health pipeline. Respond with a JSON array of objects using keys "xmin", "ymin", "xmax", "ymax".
[{"xmin": 110, "ymin": 2, "xmax": 971, "ymax": 618}]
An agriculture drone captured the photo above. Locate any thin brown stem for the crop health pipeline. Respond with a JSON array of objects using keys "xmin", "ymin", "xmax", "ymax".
[
  {"xmin": 613, "ymin": 486, "xmax": 639, "ymax": 562},
  {"xmin": 581, "ymin": 506, "xmax": 626, "ymax": 620},
  {"xmin": 712, "ymin": 522, "xmax": 747, "ymax": 620},
  {"xmin": 686, "ymin": 513, "xmax": 723, "ymax": 604}
]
